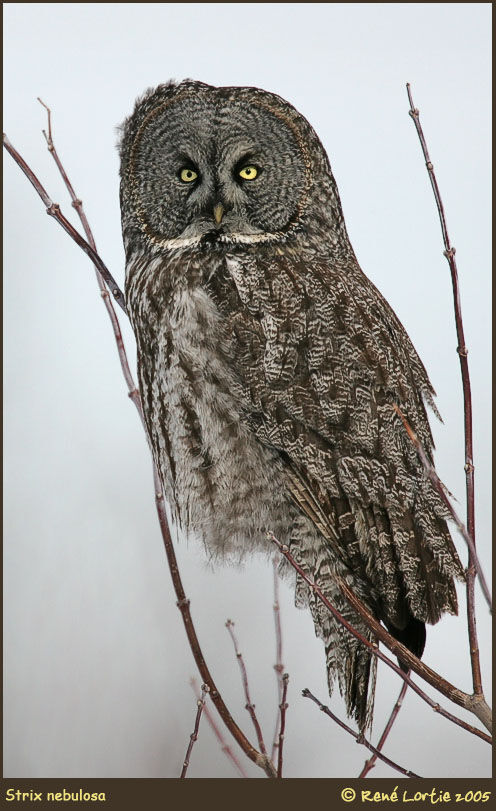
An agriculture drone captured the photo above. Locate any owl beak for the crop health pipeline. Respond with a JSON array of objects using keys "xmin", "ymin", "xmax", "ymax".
[{"xmin": 213, "ymin": 203, "xmax": 225, "ymax": 225}]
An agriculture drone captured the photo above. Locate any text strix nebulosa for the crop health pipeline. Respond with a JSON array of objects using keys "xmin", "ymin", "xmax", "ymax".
[{"xmin": 118, "ymin": 80, "xmax": 463, "ymax": 729}]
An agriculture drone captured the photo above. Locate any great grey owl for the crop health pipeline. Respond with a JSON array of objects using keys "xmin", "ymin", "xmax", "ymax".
[{"xmin": 118, "ymin": 80, "xmax": 463, "ymax": 729}]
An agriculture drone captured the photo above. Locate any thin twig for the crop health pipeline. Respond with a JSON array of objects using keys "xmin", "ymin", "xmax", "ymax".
[
  {"xmin": 3, "ymin": 133, "xmax": 126, "ymax": 313},
  {"xmin": 156, "ymin": 482, "xmax": 275, "ymax": 778},
  {"xmin": 180, "ymin": 683, "xmax": 208, "ymax": 778},
  {"xmin": 393, "ymin": 404, "xmax": 491, "ymax": 609},
  {"xmin": 406, "ymin": 82, "xmax": 482, "ymax": 697},
  {"xmin": 303, "ymin": 688, "xmax": 420, "ymax": 779},
  {"xmin": 37, "ymin": 99, "xmax": 141, "ymax": 414},
  {"xmin": 271, "ymin": 557, "xmax": 285, "ymax": 761},
  {"xmin": 269, "ymin": 533, "xmax": 491, "ymax": 740},
  {"xmin": 359, "ymin": 682, "xmax": 408, "ymax": 778},
  {"xmin": 272, "ymin": 558, "xmax": 284, "ymax": 677},
  {"xmin": 190, "ymin": 678, "xmax": 249, "ymax": 778},
  {"xmin": 226, "ymin": 620, "xmax": 268, "ymax": 756},
  {"xmin": 40, "ymin": 108, "xmax": 275, "ymax": 779},
  {"xmin": 4, "ymin": 124, "xmax": 277, "ymax": 779},
  {"xmin": 277, "ymin": 673, "xmax": 289, "ymax": 779}
]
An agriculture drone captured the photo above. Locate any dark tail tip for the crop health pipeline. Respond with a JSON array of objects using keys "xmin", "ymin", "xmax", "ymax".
[{"xmin": 387, "ymin": 616, "xmax": 426, "ymax": 673}]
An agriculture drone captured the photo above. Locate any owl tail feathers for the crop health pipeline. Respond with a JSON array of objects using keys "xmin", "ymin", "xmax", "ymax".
[
  {"xmin": 325, "ymin": 610, "xmax": 425, "ymax": 730},
  {"xmin": 326, "ymin": 633, "xmax": 378, "ymax": 731},
  {"xmin": 292, "ymin": 554, "xmax": 379, "ymax": 731}
]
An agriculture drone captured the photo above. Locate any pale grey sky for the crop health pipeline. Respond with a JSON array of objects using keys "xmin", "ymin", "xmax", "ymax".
[{"xmin": 4, "ymin": 3, "xmax": 491, "ymax": 778}]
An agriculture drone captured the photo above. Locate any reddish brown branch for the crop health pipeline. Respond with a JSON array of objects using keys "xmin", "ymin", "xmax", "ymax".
[
  {"xmin": 277, "ymin": 673, "xmax": 289, "ymax": 779},
  {"xmin": 406, "ymin": 83, "xmax": 482, "ymax": 697},
  {"xmin": 226, "ymin": 619, "xmax": 268, "ymax": 757},
  {"xmin": 180, "ymin": 683, "xmax": 208, "ymax": 778},
  {"xmin": 3, "ymin": 133, "xmax": 126, "ymax": 314},
  {"xmin": 269, "ymin": 533, "xmax": 491, "ymax": 739},
  {"xmin": 303, "ymin": 688, "xmax": 420, "ymax": 779},
  {"xmin": 156, "ymin": 484, "xmax": 275, "ymax": 778},
  {"xmin": 190, "ymin": 678, "xmax": 249, "ymax": 778},
  {"xmin": 36, "ymin": 99, "xmax": 141, "ymax": 413},
  {"xmin": 272, "ymin": 558, "xmax": 284, "ymax": 676},
  {"xmin": 271, "ymin": 557, "xmax": 285, "ymax": 761},
  {"xmin": 4, "ymin": 122, "xmax": 277, "ymax": 779},
  {"xmin": 359, "ymin": 682, "xmax": 408, "ymax": 778}
]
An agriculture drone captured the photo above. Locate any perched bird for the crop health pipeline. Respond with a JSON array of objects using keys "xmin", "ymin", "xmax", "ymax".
[{"xmin": 118, "ymin": 80, "xmax": 463, "ymax": 728}]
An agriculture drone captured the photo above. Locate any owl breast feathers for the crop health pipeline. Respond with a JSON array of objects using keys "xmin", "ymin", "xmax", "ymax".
[{"xmin": 119, "ymin": 80, "xmax": 463, "ymax": 728}]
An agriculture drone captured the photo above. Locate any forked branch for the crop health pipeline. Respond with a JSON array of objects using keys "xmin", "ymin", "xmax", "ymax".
[
  {"xmin": 406, "ymin": 82, "xmax": 483, "ymax": 698},
  {"xmin": 269, "ymin": 532, "xmax": 491, "ymax": 738},
  {"xmin": 36, "ymin": 99, "xmax": 140, "ymax": 411},
  {"xmin": 226, "ymin": 619, "xmax": 268, "ymax": 756},
  {"xmin": 3, "ymin": 133, "xmax": 126, "ymax": 313},
  {"xmin": 4, "ymin": 115, "xmax": 277, "ymax": 779},
  {"xmin": 3, "ymin": 86, "xmax": 491, "ymax": 777}
]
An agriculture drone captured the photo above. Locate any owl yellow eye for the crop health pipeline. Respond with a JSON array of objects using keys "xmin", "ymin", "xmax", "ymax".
[
  {"xmin": 180, "ymin": 168, "xmax": 198, "ymax": 183},
  {"xmin": 239, "ymin": 165, "xmax": 258, "ymax": 180}
]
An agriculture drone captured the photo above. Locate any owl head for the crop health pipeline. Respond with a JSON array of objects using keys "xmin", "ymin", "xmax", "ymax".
[{"xmin": 119, "ymin": 80, "xmax": 350, "ymax": 257}]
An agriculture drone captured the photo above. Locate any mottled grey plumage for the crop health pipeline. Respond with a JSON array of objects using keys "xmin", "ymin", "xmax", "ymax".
[{"xmin": 119, "ymin": 80, "xmax": 463, "ymax": 728}]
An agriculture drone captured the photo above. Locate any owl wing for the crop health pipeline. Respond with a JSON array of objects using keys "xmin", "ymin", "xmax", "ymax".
[{"xmin": 221, "ymin": 251, "xmax": 463, "ymax": 632}]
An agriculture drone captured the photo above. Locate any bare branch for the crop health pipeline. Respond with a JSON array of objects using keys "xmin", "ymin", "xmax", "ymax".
[
  {"xmin": 3, "ymin": 133, "xmax": 126, "ymax": 313},
  {"xmin": 156, "ymin": 487, "xmax": 274, "ymax": 778},
  {"xmin": 226, "ymin": 619, "xmax": 268, "ymax": 757},
  {"xmin": 406, "ymin": 82, "xmax": 482, "ymax": 697},
  {"xmin": 180, "ymin": 683, "xmax": 208, "ymax": 778},
  {"xmin": 269, "ymin": 532, "xmax": 491, "ymax": 740},
  {"xmin": 271, "ymin": 557, "xmax": 285, "ymax": 761},
  {"xmin": 272, "ymin": 558, "xmax": 284, "ymax": 677},
  {"xmin": 190, "ymin": 678, "xmax": 249, "ymax": 778},
  {"xmin": 359, "ymin": 682, "xmax": 408, "ymax": 778},
  {"xmin": 4, "ymin": 122, "xmax": 277, "ymax": 779},
  {"xmin": 277, "ymin": 673, "xmax": 289, "ymax": 779},
  {"xmin": 303, "ymin": 688, "xmax": 420, "ymax": 779},
  {"xmin": 36, "ymin": 100, "xmax": 140, "ymax": 411}
]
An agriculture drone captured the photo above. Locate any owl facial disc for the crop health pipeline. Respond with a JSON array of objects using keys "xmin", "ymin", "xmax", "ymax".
[{"xmin": 124, "ymin": 84, "xmax": 312, "ymax": 247}]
